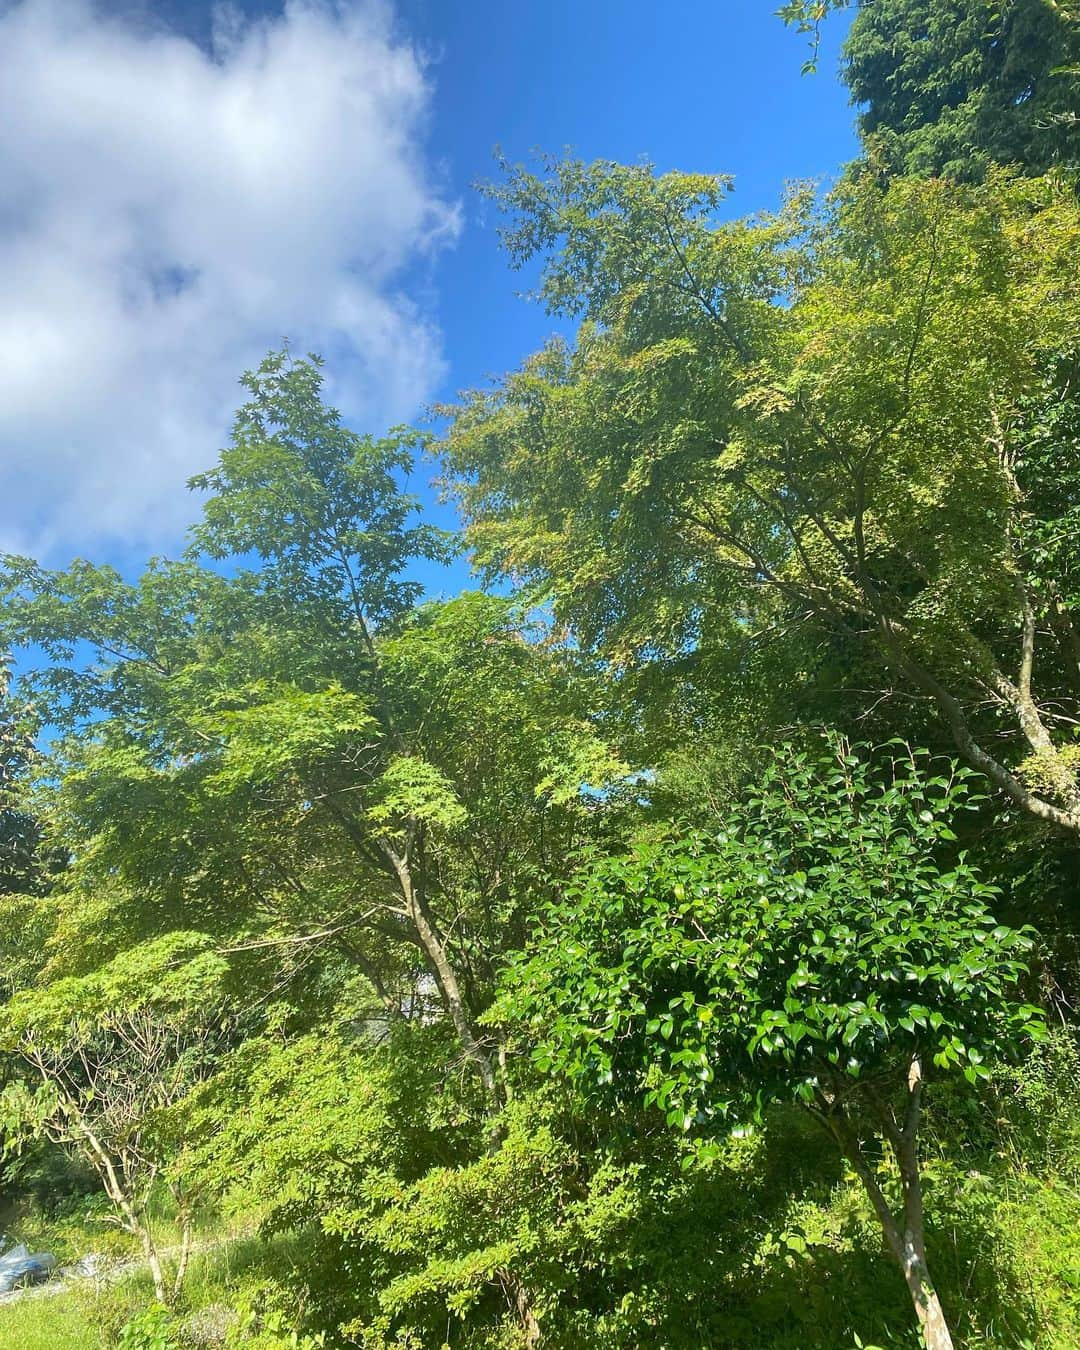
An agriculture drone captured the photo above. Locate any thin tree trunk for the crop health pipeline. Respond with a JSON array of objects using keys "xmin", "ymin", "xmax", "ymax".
[
  {"xmin": 67, "ymin": 1113, "xmax": 170, "ymax": 1304},
  {"xmin": 821, "ymin": 1084, "xmax": 955, "ymax": 1350},
  {"xmin": 334, "ymin": 802, "xmax": 533, "ymax": 1335},
  {"xmin": 411, "ymin": 889, "xmax": 497, "ymax": 1099},
  {"xmin": 900, "ymin": 1241, "xmax": 954, "ymax": 1350},
  {"xmin": 380, "ymin": 836, "xmax": 500, "ymax": 1104},
  {"xmin": 138, "ymin": 1227, "xmax": 168, "ymax": 1305},
  {"xmin": 402, "ymin": 863, "xmax": 541, "ymax": 1342},
  {"xmin": 386, "ymin": 841, "xmax": 541, "ymax": 1342},
  {"xmin": 892, "ymin": 1060, "xmax": 954, "ymax": 1350},
  {"xmin": 173, "ymin": 1212, "xmax": 193, "ymax": 1299}
]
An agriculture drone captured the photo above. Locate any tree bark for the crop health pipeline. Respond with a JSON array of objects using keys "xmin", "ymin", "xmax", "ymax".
[
  {"xmin": 173, "ymin": 1208, "xmax": 193, "ymax": 1299},
  {"xmin": 138, "ymin": 1226, "xmax": 169, "ymax": 1306},
  {"xmin": 838, "ymin": 1128, "xmax": 954, "ymax": 1350},
  {"xmin": 900, "ymin": 1242, "xmax": 954, "ymax": 1350},
  {"xmin": 380, "ymin": 835, "xmax": 500, "ymax": 1104},
  {"xmin": 331, "ymin": 790, "xmax": 530, "ymax": 1331},
  {"xmin": 502, "ymin": 1270, "xmax": 542, "ymax": 1348},
  {"xmin": 821, "ymin": 1065, "xmax": 955, "ymax": 1350},
  {"xmin": 892, "ymin": 1059, "xmax": 954, "ymax": 1350}
]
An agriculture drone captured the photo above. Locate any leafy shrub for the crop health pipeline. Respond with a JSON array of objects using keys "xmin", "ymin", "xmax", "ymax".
[{"xmin": 116, "ymin": 1304, "xmax": 181, "ymax": 1350}]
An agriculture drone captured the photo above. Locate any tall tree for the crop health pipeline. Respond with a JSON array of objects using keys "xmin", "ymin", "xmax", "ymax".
[
  {"xmin": 0, "ymin": 354, "xmax": 632, "ymax": 1347},
  {"xmin": 843, "ymin": 0, "xmax": 1080, "ymax": 182},
  {"xmin": 0, "ymin": 352, "xmax": 624, "ymax": 1117},
  {"xmin": 441, "ymin": 159, "xmax": 1080, "ymax": 840}
]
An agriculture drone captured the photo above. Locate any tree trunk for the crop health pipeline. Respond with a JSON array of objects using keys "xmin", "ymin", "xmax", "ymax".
[
  {"xmin": 376, "ymin": 837, "xmax": 538, "ymax": 1338},
  {"xmin": 410, "ymin": 888, "xmax": 497, "ymax": 1100},
  {"xmin": 502, "ymin": 1270, "xmax": 542, "ymax": 1348},
  {"xmin": 821, "ymin": 1078, "xmax": 956, "ymax": 1350},
  {"xmin": 381, "ymin": 835, "xmax": 500, "ymax": 1104},
  {"xmin": 893, "ymin": 1065, "xmax": 954, "ymax": 1350},
  {"xmin": 69, "ymin": 1113, "xmax": 170, "ymax": 1304},
  {"xmin": 901, "ymin": 1240, "xmax": 954, "ymax": 1350},
  {"xmin": 138, "ymin": 1227, "xmax": 168, "ymax": 1305},
  {"xmin": 850, "ymin": 1148, "xmax": 954, "ymax": 1350},
  {"xmin": 173, "ymin": 1213, "xmax": 193, "ymax": 1299}
]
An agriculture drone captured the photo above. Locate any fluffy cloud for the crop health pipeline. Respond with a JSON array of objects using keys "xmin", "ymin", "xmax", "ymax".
[{"xmin": 0, "ymin": 0, "xmax": 458, "ymax": 557}]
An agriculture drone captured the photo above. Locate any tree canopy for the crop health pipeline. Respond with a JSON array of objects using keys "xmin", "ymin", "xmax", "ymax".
[
  {"xmin": 442, "ymin": 163, "xmax": 1080, "ymax": 836},
  {"xmin": 844, "ymin": 0, "xmax": 1080, "ymax": 182},
  {"xmin": 0, "ymin": 6, "xmax": 1078, "ymax": 1348}
]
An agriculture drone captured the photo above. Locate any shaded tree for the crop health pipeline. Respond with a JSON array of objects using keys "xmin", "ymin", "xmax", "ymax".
[{"xmin": 843, "ymin": 0, "xmax": 1079, "ymax": 182}]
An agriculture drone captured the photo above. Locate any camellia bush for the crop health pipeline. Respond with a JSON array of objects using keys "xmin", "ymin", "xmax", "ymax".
[{"xmin": 507, "ymin": 741, "xmax": 1047, "ymax": 1350}]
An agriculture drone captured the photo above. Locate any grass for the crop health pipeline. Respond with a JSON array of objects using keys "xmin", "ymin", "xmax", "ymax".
[
  {"xmin": 0, "ymin": 1219, "xmax": 296, "ymax": 1350},
  {"xmin": 0, "ymin": 1293, "xmax": 102, "ymax": 1349}
]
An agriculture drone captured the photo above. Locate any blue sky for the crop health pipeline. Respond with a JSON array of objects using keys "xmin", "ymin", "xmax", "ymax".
[
  {"xmin": 0, "ymin": 0, "xmax": 857, "ymax": 584},
  {"xmin": 402, "ymin": 0, "xmax": 857, "ymax": 398}
]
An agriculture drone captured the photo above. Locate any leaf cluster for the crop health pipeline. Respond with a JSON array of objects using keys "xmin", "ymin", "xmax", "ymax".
[{"xmin": 509, "ymin": 742, "xmax": 1045, "ymax": 1138}]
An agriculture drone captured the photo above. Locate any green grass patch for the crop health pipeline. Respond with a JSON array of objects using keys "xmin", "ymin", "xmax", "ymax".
[
  {"xmin": 0, "ymin": 1221, "xmax": 299, "ymax": 1350},
  {"xmin": 0, "ymin": 1293, "xmax": 102, "ymax": 1350}
]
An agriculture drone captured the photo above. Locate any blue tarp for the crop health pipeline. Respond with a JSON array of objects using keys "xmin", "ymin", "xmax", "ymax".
[{"xmin": 0, "ymin": 1242, "xmax": 57, "ymax": 1294}]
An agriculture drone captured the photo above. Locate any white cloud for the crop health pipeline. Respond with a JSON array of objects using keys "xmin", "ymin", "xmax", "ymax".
[{"xmin": 0, "ymin": 0, "xmax": 458, "ymax": 557}]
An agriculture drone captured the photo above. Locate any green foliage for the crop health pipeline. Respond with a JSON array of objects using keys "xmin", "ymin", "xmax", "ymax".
[
  {"xmin": 777, "ymin": 0, "xmax": 853, "ymax": 74},
  {"xmin": 0, "ymin": 358, "xmax": 626, "ymax": 1086},
  {"xmin": 201, "ymin": 685, "xmax": 377, "ymax": 794},
  {"xmin": 188, "ymin": 348, "xmax": 451, "ymax": 625},
  {"xmin": 181, "ymin": 1023, "xmax": 483, "ymax": 1226},
  {"xmin": 994, "ymin": 1029, "xmax": 1080, "ymax": 1182},
  {"xmin": 443, "ymin": 156, "xmax": 1080, "ymax": 834},
  {"xmin": 505, "ymin": 742, "xmax": 1052, "ymax": 1346},
  {"xmin": 366, "ymin": 754, "xmax": 468, "ymax": 834},
  {"xmin": 2, "ymin": 10, "xmax": 1080, "ymax": 1341},
  {"xmin": 0, "ymin": 933, "xmax": 227, "ymax": 1048},
  {"xmin": 177, "ymin": 1048, "xmax": 1080, "ymax": 1348},
  {"xmin": 176, "ymin": 1024, "xmax": 482, "ymax": 1343},
  {"xmin": 511, "ymin": 741, "xmax": 1043, "ymax": 1132},
  {"xmin": 843, "ymin": 0, "xmax": 1080, "ymax": 182},
  {"xmin": 115, "ymin": 1304, "xmax": 178, "ymax": 1350},
  {"xmin": 0, "ymin": 656, "xmax": 45, "ymax": 899},
  {"xmin": 451, "ymin": 158, "xmax": 1076, "ymax": 665}
]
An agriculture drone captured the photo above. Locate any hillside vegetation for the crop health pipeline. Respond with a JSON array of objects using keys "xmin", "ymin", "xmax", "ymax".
[{"xmin": 1, "ymin": 3, "xmax": 1078, "ymax": 1347}]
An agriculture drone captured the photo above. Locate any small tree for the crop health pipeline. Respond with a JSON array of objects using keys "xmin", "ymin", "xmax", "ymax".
[
  {"xmin": 0, "ymin": 933, "xmax": 229, "ymax": 1303},
  {"xmin": 508, "ymin": 742, "xmax": 1046, "ymax": 1350}
]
